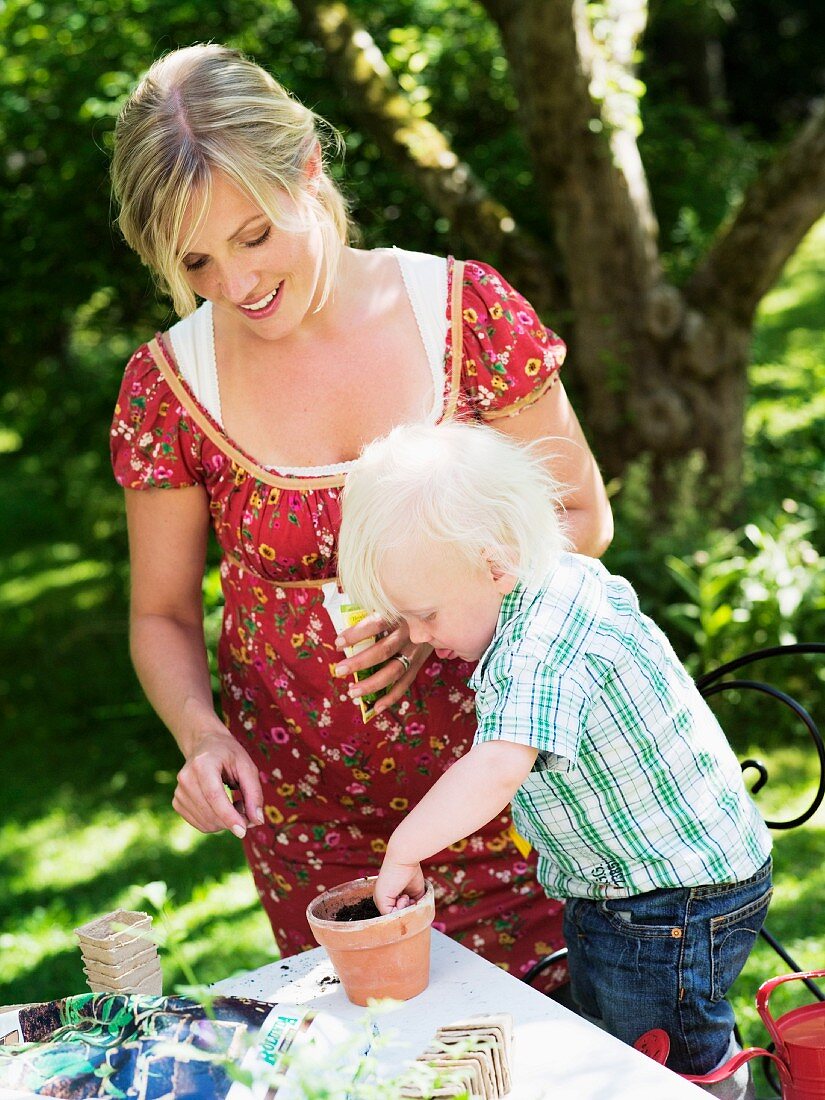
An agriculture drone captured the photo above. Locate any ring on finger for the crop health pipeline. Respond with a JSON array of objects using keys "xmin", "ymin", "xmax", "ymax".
[{"xmin": 392, "ymin": 653, "xmax": 412, "ymax": 674}]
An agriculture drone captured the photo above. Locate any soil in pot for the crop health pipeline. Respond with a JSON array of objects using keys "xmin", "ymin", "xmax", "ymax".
[{"xmin": 334, "ymin": 898, "xmax": 381, "ymax": 922}]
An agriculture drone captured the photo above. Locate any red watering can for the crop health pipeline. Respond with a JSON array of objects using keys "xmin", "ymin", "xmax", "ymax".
[{"xmin": 635, "ymin": 969, "xmax": 825, "ymax": 1099}]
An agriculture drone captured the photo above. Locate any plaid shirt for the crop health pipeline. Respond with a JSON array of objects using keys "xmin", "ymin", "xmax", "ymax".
[{"xmin": 469, "ymin": 555, "xmax": 772, "ymax": 900}]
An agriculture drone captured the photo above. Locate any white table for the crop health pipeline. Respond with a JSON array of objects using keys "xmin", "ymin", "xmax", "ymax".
[{"xmin": 214, "ymin": 930, "xmax": 703, "ymax": 1098}]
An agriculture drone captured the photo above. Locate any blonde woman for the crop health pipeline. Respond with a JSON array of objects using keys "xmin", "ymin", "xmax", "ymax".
[{"xmin": 109, "ymin": 43, "xmax": 612, "ymax": 977}]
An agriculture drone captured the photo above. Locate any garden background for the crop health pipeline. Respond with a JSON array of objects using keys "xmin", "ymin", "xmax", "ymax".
[{"xmin": 1, "ymin": 0, "xmax": 823, "ymax": 1083}]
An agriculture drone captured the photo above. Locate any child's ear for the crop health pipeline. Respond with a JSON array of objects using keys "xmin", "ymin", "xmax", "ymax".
[{"xmin": 485, "ymin": 554, "xmax": 518, "ymax": 595}]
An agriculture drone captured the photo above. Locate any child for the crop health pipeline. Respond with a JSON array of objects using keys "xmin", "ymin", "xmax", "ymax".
[{"xmin": 337, "ymin": 420, "xmax": 772, "ymax": 1086}]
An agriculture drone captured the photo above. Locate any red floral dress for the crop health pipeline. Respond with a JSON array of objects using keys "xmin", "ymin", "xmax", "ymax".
[{"xmin": 111, "ymin": 258, "xmax": 568, "ymax": 986}]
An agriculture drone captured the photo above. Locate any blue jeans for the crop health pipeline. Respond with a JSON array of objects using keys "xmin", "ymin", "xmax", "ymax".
[{"xmin": 563, "ymin": 858, "xmax": 773, "ymax": 1075}]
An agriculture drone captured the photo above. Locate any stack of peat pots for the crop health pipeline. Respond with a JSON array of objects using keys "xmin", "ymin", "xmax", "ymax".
[{"xmin": 74, "ymin": 909, "xmax": 162, "ymax": 995}]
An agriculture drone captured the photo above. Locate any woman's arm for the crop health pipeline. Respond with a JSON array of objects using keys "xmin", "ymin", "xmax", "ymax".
[
  {"xmin": 374, "ymin": 739, "xmax": 539, "ymax": 913},
  {"xmin": 126, "ymin": 486, "xmax": 263, "ymax": 837},
  {"xmin": 493, "ymin": 380, "xmax": 613, "ymax": 558}
]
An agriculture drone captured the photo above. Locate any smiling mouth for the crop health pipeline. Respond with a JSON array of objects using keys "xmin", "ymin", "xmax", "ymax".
[{"xmin": 238, "ymin": 282, "xmax": 283, "ymax": 315}]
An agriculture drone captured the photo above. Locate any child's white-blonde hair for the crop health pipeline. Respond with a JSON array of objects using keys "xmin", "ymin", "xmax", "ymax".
[
  {"xmin": 111, "ymin": 43, "xmax": 351, "ymax": 316},
  {"xmin": 338, "ymin": 421, "xmax": 570, "ymax": 622}
]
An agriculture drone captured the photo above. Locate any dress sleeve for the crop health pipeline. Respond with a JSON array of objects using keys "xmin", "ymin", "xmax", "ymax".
[
  {"xmin": 460, "ymin": 260, "xmax": 566, "ymax": 419},
  {"xmin": 110, "ymin": 342, "xmax": 204, "ymax": 490}
]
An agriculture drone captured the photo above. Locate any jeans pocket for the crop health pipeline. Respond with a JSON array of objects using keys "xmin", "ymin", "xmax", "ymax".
[
  {"xmin": 709, "ymin": 887, "xmax": 773, "ymax": 1002},
  {"xmin": 599, "ymin": 898, "xmax": 683, "ymax": 938}
]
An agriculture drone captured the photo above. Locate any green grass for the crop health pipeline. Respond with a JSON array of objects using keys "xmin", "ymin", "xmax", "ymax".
[
  {"xmin": 1, "ymin": 221, "xmax": 824, "ymax": 1100},
  {"xmin": 0, "ymin": 473, "xmax": 274, "ymax": 1003},
  {"xmin": 745, "ymin": 217, "xmax": 825, "ymax": 523}
]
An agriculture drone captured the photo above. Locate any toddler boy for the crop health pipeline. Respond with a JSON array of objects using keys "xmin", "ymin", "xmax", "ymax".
[{"xmin": 337, "ymin": 420, "xmax": 771, "ymax": 1086}]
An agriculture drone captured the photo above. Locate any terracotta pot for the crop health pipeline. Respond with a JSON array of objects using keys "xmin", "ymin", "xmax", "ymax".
[{"xmin": 306, "ymin": 877, "xmax": 435, "ymax": 1006}]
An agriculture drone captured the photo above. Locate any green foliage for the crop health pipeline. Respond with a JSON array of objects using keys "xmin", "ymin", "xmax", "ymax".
[
  {"xmin": 640, "ymin": 2, "xmax": 824, "ymax": 140},
  {"xmin": 606, "ymin": 219, "xmax": 825, "ymax": 675},
  {"xmin": 664, "ymin": 510, "xmax": 824, "ymax": 670},
  {"xmin": 637, "ymin": 0, "xmax": 822, "ymax": 277},
  {"xmin": 638, "ymin": 98, "xmax": 768, "ymax": 281},
  {"xmin": 351, "ymin": 1, "xmax": 539, "ymax": 242},
  {"xmin": 1, "ymin": 0, "xmax": 255, "ymax": 376},
  {"xmin": 718, "ymin": 1, "xmax": 825, "ymax": 141}
]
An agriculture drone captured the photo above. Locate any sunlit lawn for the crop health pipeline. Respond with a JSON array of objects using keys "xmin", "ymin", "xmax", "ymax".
[
  {"xmin": 0, "ymin": 528, "xmax": 274, "ymax": 1003},
  {"xmin": 1, "ymin": 220, "xmax": 823, "ymax": 1100},
  {"xmin": 746, "ymin": 217, "xmax": 825, "ymax": 520}
]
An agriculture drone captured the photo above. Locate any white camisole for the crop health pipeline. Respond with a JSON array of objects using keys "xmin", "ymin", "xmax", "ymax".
[{"xmin": 167, "ymin": 248, "xmax": 449, "ymax": 476}]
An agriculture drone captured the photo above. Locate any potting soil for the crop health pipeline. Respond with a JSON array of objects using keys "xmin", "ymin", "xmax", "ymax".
[{"xmin": 334, "ymin": 897, "xmax": 382, "ymax": 921}]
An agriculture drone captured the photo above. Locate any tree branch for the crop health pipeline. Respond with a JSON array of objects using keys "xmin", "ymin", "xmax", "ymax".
[
  {"xmin": 289, "ymin": 0, "xmax": 564, "ymax": 314},
  {"xmin": 686, "ymin": 100, "xmax": 825, "ymax": 324},
  {"xmin": 481, "ymin": 0, "xmax": 661, "ymax": 291}
]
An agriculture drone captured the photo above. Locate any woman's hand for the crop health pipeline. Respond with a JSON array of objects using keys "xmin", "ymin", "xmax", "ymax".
[
  {"xmin": 374, "ymin": 855, "xmax": 427, "ymax": 914},
  {"xmin": 334, "ymin": 614, "xmax": 432, "ymax": 714},
  {"xmin": 173, "ymin": 727, "xmax": 264, "ymax": 839}
]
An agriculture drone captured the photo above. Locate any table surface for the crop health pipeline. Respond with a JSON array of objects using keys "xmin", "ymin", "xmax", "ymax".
[{"xmin": 214, "ymin": 930, "xmax": 703, "ymax": 1099}]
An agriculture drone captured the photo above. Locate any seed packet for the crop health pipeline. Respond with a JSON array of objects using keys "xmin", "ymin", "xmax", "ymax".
[
  {"xmin": 322, "ymin": 582, "xmax": 389, "ymax": 723},
  {"xmin": 508, "ymin": 822, "xmax": 532, "ymax": 858}
]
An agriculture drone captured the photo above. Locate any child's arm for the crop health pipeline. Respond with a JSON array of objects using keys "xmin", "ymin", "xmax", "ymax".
[{"xmin": 374, "ymin": 739, "xmax": 539, "ymax": 913}]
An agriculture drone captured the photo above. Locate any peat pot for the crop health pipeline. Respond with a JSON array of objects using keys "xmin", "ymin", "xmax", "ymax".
[{"xmin": 306, "ymin": 877, "xmax": 435, "ymax": 1006}]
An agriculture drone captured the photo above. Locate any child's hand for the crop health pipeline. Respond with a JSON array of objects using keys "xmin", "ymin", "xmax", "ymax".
[{"xmin": 374, "ymin": 856, "xmax": 426, "ymax": 914}]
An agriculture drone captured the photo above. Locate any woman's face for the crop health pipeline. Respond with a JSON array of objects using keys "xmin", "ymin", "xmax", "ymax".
[{"xmin": 178, "ymin": 170, "xmax": 325, "ymax": 340}]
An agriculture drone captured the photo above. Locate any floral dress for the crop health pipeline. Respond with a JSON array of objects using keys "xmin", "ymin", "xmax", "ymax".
[{"xmin": 111, "ymin": 256, "xmax": 568, "ymax": 987}]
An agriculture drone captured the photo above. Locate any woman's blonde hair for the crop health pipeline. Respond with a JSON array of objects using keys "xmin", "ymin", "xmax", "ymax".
[
  {"xmin": 338, "ymin": 421, "xmax": 570, "ymax": 622},
  {"xmin": 111, "ymin": 43, "xmax": 352, "ymax": 316}
]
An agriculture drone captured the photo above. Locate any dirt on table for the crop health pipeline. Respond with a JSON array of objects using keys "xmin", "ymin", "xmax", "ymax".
[{"xmin": 334, "ymin": 897, "xmax": 382, "ymax": 922}]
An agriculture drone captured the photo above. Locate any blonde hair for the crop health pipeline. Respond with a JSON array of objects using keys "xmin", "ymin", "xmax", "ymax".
[
  {"xmin": 111, "ymin": 43, "xmax": 352, "ymax": 316},
  {"xmin": 338, "ymin": 421, "xmax": 570, "ymax": 622}
]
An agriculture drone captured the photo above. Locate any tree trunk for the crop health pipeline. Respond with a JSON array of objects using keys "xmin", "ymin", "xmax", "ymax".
[
  {"xmin": 483, "ymin": 0, "xmax": 825, "ymax": 490},
  {"xmin": 486, "ymin": 0, "xmax": 715, "ymax": 479},
  {"xmin": 294, "ymin": 0, "xmax": 825, "ymax": 501}
]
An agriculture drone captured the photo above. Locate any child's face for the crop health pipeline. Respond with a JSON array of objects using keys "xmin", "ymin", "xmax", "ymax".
[{"xmin": 381, "ymin": 543, "xmax": 517, "ymax": 662}]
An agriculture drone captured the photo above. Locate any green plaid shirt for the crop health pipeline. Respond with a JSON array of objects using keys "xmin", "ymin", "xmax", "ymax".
[{"xmin": 469, "ymin": 555, "xmax": 772, "ymax": 900}]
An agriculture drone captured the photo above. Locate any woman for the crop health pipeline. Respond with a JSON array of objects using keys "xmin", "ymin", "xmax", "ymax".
[{"xmin": 110, "ymin": 43, "xmax": 613, "ymax": 980}]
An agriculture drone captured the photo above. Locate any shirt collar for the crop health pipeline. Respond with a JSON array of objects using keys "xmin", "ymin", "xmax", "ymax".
[{"xmin": 469, "ymin": 560, "xmax": 563, "ymax": 687}]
